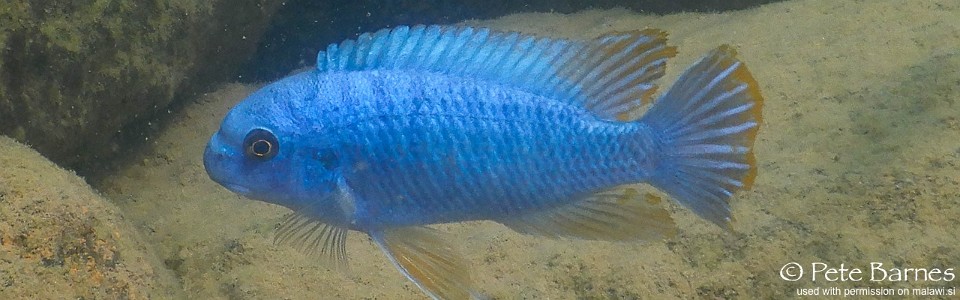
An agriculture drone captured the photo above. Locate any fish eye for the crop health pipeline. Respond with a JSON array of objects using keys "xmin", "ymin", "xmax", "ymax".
[{"xmin": 244, "ymin": 128, "xmax": 279, "ymax": 160}]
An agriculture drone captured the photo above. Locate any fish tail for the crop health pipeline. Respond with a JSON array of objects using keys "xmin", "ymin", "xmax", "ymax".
[{"xmin": 639, "ymin": 45, "xmax": 763, "ymax": 228}]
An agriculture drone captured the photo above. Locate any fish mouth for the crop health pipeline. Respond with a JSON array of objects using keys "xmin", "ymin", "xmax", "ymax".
[
  {"xmin": 203, "ymin": 161, "xmax": 250, "ymax": 195},
  {"xmin": 205, "ymin": 170, "xmax": 252, "ymax": 196},
  {"xmin": 203, "ymin": 139, "xmax": 252, "ymax": 196},
  {"xmin": 222, "ymin": 183, "xmax": 252, "ymax": 195}
]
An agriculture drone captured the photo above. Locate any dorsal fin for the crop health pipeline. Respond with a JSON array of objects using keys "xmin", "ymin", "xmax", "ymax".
[{"xmin": 317, "ymin": 25, "xmax": 677, "ymax": 121}]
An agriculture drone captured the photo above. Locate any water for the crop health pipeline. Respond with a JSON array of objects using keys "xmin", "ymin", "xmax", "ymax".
[{"xmin": 14, "ymin": 1, "xmax": 960, "ymax": 298}]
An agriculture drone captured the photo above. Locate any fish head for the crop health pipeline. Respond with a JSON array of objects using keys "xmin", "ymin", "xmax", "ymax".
[{"xmin": 203, "ymin": 71, "xmax": 337, "ymax": 209}]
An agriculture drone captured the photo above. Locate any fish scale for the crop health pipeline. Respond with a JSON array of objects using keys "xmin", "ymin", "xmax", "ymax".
[{"xmin": 323, "ymin": 71, "xmax": 641, "ymax": 226}]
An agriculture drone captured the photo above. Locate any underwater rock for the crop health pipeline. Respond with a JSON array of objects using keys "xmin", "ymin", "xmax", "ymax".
[
  {"xmin": 0, "ymin": 136, "xmax": 180, "ymax": 299},
  {"xmin": 0, "ymin": 1, "xmax": 282, "ymax": 173}
]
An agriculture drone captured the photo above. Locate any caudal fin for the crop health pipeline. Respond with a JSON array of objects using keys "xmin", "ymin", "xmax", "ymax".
[{"xmin": 639, "ymin": 45, "xmax": 763, "ymax": 228}]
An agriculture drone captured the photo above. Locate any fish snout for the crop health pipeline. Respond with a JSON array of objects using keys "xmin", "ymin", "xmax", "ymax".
[
  {"xmin": 202, "ymin": 136, "xmax": 256, "ymax": 196},
  {"xmin": 203, "ymin": 137, "xmax": 231, "ymax": 184}
]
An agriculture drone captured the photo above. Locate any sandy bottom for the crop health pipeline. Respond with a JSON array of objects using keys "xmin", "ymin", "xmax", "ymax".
[{"xmin": 90, "ymin": 0, "xmax": 958, "ymax": 298}]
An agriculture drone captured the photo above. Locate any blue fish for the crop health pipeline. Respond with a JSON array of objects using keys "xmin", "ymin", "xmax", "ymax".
[{"xmin": 204, "ymin": 25, "xmax": 762, "ymax": 299}]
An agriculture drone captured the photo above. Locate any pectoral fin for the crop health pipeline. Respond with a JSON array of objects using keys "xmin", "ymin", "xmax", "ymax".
[
  {"xmin": 499, "ymin": 186, "xmax": 677, "ymax": 241},
  {"xmin": 371, "ymin": 226, "xmax": 477, "ymax": 300},
  {"xmin": 275, "ymin": 212, "xmax": 349, "ymax": 270},
  {"xmin": 273, "ymin": 176, "xmax": 356, "ymax": 271}
]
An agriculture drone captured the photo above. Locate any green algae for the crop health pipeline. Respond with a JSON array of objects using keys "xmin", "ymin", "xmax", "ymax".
[{"xmin": 0, "ymin": 0, "xmax": 277, "ymax": 172}]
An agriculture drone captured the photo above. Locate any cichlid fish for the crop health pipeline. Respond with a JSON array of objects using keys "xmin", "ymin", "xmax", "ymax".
[{"xmin": 203, "ymin": 25, "xmax": 762, "ymax": 299}]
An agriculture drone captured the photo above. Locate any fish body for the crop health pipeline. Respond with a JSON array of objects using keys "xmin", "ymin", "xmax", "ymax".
[
  {"xmin": 303, "ymin": 70, "xmax": 655, "ymax": 228},
  {"xmin": 204, "ymin": 25, "xmax": 762, "ymax": 299}
]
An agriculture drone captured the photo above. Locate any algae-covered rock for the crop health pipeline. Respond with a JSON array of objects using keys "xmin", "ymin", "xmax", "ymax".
[
  {"xmin": 0, "ymin": 1, "xmax": 281, "ymax": 172},
  {"xmin": 0, "ymin": 136, "xmax": 180, "ymax": 299}
]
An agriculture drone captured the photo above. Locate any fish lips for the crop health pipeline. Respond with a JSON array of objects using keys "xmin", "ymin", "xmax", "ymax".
[{"xmin": 203, "ymin": 138, "xmax": 252, "ymax": 196}]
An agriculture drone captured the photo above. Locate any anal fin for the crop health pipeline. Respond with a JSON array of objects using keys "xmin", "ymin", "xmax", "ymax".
[
  {"xmin": 499, "ymin": 186, "xmax": 677, "ymax": 241},
  {"xmin": 372, "ymin": 226, "xmax": 477, "ymax": 300}
]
